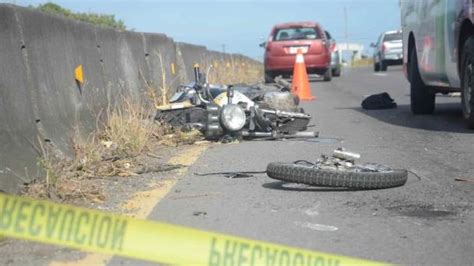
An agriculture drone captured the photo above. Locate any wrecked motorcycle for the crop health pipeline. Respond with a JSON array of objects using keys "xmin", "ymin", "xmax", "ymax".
[
  {"xmin": 156, "ymin": 66, "xmax": 318, "ymax": 141},
  {"xmin": 266, "ymin": 148, "xmax": 408, "ymax": 189}
]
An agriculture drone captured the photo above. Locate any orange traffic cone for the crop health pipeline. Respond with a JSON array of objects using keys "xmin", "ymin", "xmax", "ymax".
[{"xmin": 291, "ymin": 49, "xmax": 315, "ymax": 101}]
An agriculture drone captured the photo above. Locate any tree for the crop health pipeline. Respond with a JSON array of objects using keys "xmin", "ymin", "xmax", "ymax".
[{"xmin": 34, "ymin": 2, "xmax": 126, "ymax": 30}]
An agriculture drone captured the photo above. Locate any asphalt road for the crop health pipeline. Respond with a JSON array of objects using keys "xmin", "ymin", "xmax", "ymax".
[{"xmin": 114, "ymin": 66, "xmax": 474, "ymax": 265}]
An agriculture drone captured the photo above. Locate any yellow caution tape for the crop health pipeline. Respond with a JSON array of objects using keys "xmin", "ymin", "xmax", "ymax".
[{"xmin": 0, "ymin": 193, "xmax": 387, "ymax": 265}]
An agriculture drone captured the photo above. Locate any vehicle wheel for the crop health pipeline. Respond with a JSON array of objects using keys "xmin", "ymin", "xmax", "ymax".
[
  {"xmin": 374, "ymin": 63, "xmax": 380, "ymax": 72},
  {"xmin": 323, "ymin": 68, "xmax": 332, "ymax": 81},
  {"xmin": 461, "ymin": 36, "xmax": 474, "ymax": 129},
  {"xmin": 409, "ymin": 47, "xmax": 435, "ymax": 114},
  {"xmin": 332, "ymin": 67, "xmax": 341, "ymax": 77},
  {"xmin": 380, "ymin": 60, "xmax": 388, "ymax": 71},
  {"xmin": 264, "ymin": 71, "xmax": 274, "ymax": 83},
  {"xmin": 266, "ymin": 162, "xmax": 408, "ymax": 189}
]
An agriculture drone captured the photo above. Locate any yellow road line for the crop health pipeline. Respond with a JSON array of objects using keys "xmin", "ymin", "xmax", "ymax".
[{"xmin": 49, "ymin": 144, "xmax": 208, "ymax": 266}]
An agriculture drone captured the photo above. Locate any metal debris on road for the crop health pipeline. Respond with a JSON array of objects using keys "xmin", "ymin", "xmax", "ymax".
[
  {"xmin": 194, "ymin": 171, "xmax": 267, "ymax": 179},
  {"xmin": 455, "ymin": 177, "xmax": 474, "ymax": 183},
  {"xmin": 193, "ymin": 211, "xmax": 208, "ymax": 216}
]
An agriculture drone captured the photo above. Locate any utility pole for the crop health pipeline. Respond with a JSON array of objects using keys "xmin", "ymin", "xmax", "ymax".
[
  {"xmin": 344, "ymin": 6, "xmax": 348, "ymax": 44},
  {"xmin": 344, "ymin": 6, "xmax": 349, "ymax": 63},
  {"xmin": 222, "ymin": 44, "xmax": 226, "ymax": 54}
]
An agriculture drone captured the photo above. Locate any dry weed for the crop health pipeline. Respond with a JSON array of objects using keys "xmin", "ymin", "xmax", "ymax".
[
  {"xmin": 104, "ymin": 99, "xmax": 157, "ymax": 157},
  {"xmin": 24, "ymin": 97, "xmax": 164, "ymax": 203},
  {"xmin": 351, "ymin": 58, "xmax": 373, "ymax": 67},
  {"xmin": 145, "ymin": 50, "xmax": 178, "ymax": 107},
  {"xmin": 205, "ymin": 58, "xmax": 263, "ymax": 85},
  {"xmin": 157, "ymin": 127, "xmax": 204, "ymax": 146}
]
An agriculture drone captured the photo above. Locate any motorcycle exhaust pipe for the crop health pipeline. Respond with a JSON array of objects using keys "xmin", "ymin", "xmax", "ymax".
[
  {"xmin": 241, "ymin": 131, "xmax": 272, "ymax": 138},
  {"xmin": 259, "ymin": 108, "xmax": 311, "ymax": 119}
]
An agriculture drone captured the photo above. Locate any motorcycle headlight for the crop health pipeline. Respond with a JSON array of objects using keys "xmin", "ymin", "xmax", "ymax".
[{"xmin": 220, "ymin": 104, "xmax": 246, "ymax": 132}]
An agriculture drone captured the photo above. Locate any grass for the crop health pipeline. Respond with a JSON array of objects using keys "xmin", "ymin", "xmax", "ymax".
[
  {"xmin": 24, "ymin": 57, "xmax": 262, "ymax": 203},
  {"xmin": 103, "ymin": 99, "xmax": 156, "ymax": 157},
  {"xmin": 25, "ymin": 95, "xmax": 203, "ymax": 203},
  {"xmin": 24, "ymin": 97, "xmax": 161, "ymax": 202},
  {"xmin": 351, "ymin": 58, "xmax": 374, "ymax": 67},
  {"xmin": 205, "ymin": 58, "xmax": 264, "ymax": 85}
]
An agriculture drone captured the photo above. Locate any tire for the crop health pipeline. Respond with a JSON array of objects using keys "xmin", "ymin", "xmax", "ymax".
[
  {"xmin": 332, "ymin": 67, "xmax": 341, "ymax": 77},
  {"xmin": 265, "ymin": 70, "xmax": 274, "ymax": 83},
  {"xmin": 409, "ymin": 47, "xmax": 435, "ymax": 114},
  {"xmin": 266, "ymin": 162, "xmax": 408, "ymax": 189},
  {"xmin": 380, "ymin": 60, "xmax": 388, "ymax": 71},
  {"xmin": 374, "ymin": 63, "xmax": 380, "ymax": 72},
  {"xmin": 461, "ymin": 36, "xmax": 474, "ymax": 129},
  {"xmin": 323, "ymin": 68, "xmax": 332, "ymax": 81}
]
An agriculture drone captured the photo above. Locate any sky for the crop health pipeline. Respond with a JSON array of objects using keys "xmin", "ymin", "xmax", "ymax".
[{"xmin": 4, "ymin": 0, "xmax": 402, "ymax": 60}]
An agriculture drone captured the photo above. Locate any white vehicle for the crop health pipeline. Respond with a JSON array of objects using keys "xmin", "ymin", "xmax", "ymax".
[
  {"xmin": 401, "ymin": 0, "xmax": 474, "ymax": 128},
  {"xmin": 371, "ymin": 30, "xmax": 403, "ymax": 72}
]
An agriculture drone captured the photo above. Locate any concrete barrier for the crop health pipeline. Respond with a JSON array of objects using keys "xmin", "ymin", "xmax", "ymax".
[
  {"xmin": 176, "ymin": 42, "xmax": 207, "ymax": 82},
  {"xmin": 15, "ymin": 7, "xmax": 91, "ymax": 156},
  {"xmin": 95, "ymin": 27, "xmax": 128, "ymax": 104},
  {"xmin": 143, "ymin": 33, "xmax": 181, "ymax": 97},
  {"xmin": 65, "ymin": 19, "xmax": 108, "ymax": 131},
  {"xmin": 0, "ymin": 4, "xmax": 261, "ymax": 193},
  {"xmin": 117, "ymin": 31, "xmax": 150, "ymax": 99},
  {"xmin": 0, "ymin": 5, "xmax": 41, "ymax": 190}
]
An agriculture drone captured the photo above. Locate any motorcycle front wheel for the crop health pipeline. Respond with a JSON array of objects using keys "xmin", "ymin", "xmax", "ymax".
[{"xmin": 266, "ymin": 162, "xmax": 407, "ymax": 189}]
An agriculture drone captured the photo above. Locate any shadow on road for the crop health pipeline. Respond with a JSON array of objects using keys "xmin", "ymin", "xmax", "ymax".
[
  {"xmin": 262, "ymin": 181, "xmax": 360, "ymax": 192},
  {"xmin": 347, "ymin": 102, "xmax": 472, "ymax": 134}
]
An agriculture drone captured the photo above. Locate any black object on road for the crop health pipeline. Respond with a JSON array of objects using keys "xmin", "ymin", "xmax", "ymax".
[{"xmin": 361, "ymin": 92, "xmax": 397, "ymax": 110}]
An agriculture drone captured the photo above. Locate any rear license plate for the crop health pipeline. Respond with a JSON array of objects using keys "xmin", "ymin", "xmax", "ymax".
[{"xmin": 288, "ymin": 46, "xmax": 308, "ymax": 54}]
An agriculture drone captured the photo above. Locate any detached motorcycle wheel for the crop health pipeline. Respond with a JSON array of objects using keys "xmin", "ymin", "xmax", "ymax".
[{"xmin": 266, "ymin": 162, "xmax": 408, "ymax": 189}]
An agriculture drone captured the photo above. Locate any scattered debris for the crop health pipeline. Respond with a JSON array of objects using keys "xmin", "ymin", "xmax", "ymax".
[
  {"xmin": 362, "ymin": 92, "xmax": 397, "ymax": 110},
  {"xmin": 23, "ymin": 98, "xmax": 191, "ymax": 205},
  {"xmin": 194, "ymin": 171, "xmax": 267, "ymax": 179},
  {"xmin": 193, "ymin": 211, "xmax": 207, "ymax": 217},
  {"xmin": 134, "ymin": 164, "xmax": 184, "ymax": 175},
  {"xmin": 387, "ymin": 204, "xmax": 463, "ymax": 219},
  {"xmin": 455, "ymin": 177, "xmax": 474, "ymax": 183},
  {"xmin": 171, "ymin": 192, "xmax": 221, "ymax": 200},
  {"xmin": 295, "ymin": 221, "xmax": 338, "ymax": 232}
]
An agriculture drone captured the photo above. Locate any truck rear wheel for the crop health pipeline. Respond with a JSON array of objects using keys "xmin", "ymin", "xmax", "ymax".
[
  {"xmin": 461, "ymin": 36, "xmax": 474, "ymax": 129},
  {"xmin": 409, "ymin": 47, "xmax": 435, "ymax": 114},
  {"xmin": 374, "ymin": 62, "xmax": 380, "ymax": 72}
]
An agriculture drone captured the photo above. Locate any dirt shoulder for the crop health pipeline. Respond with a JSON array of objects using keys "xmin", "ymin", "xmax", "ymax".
[{"xmin": 0, "ymin": 142, "xmax": 208, "ymax": 266}]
